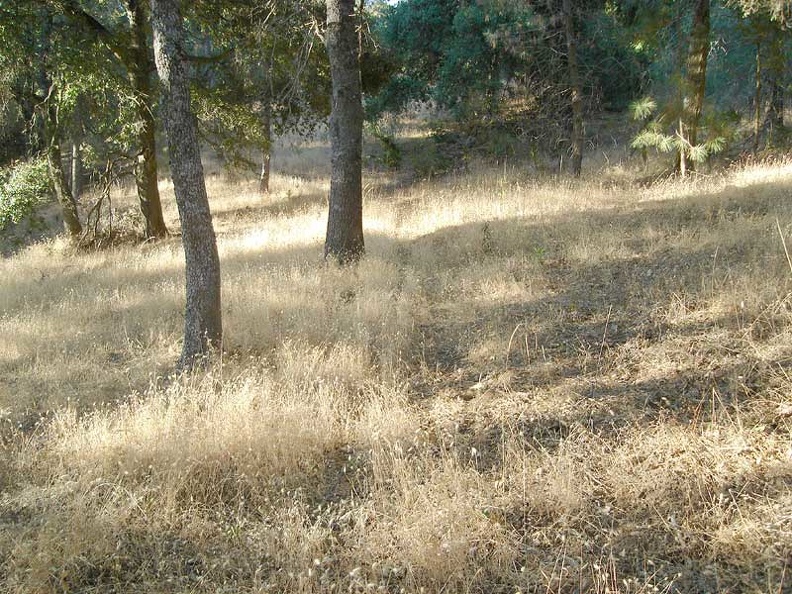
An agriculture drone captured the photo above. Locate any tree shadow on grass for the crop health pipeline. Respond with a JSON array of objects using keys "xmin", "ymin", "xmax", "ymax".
[
  {"xmin": 209, "ymin": 188, "xmax": 328, "ymax": 226},
  {"xmin": 6, "ymin": 178, "xmax": 792, "ymax": 418},
  {"xmin": 3, "ymin": 176, "xmax": 792, "ymax": 594},
  {"xmin": 390, "ymin": 181, "xmax": 792, "ymax": 453}
]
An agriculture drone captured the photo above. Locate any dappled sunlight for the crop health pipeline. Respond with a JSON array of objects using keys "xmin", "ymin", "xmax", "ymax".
[
  {"xmin": 2, "ymin": 156, "xmax": 792, "ymax": 593},
  {"xmin": 219, "ymin": 210, "xmax": 326, "ymax": 257},
  {"xmin": 45, "ymin": 369, "xmax": 348, "ymax": 486},
  {"xmin": 731, "ymin": 156, "xmax": 792, "ymax": 187}
]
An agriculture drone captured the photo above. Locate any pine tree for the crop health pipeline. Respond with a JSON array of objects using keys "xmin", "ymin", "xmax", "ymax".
[{"xmin": 324, "ymin": 0, "xmax": 365, "ymax": 264}]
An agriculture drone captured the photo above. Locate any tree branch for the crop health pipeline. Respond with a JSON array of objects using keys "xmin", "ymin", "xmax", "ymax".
[{"xmin": 54, "ymin": 0, "xmax": 132, "ymax": 65}]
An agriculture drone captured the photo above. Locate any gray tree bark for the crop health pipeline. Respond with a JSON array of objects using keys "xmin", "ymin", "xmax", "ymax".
[
  {"xmin": 150, "ymin": 0, "xmax": 222, "ymax": 369},
  {"xmin": 128, "ymin": 0, "xmax": 169, "ymax": 239},
  {"xmin": 324, "ymin": 0, "xmax": 364, "ymax": 265}
]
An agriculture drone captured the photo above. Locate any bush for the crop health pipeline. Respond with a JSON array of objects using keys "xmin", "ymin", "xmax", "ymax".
[
  {"xmin": 369, "ymin": 124, "xmax": 403, "ymax": 168},
  {"xmin": 0, "ymin": 156, "xmax": 52, "ymax": 229}
]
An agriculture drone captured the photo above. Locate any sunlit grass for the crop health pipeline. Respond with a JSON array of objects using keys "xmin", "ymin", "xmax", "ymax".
[{"xmin": 1, "ymin": 150, "xmax": 791, "ymax": 593}]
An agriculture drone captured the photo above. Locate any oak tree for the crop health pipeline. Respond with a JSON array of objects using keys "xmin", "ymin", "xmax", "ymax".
[
  {"xmin": 150, "ymin": 0, "xmax": 222, "ymax": 368},
  {"xmin": 58, "ymin": 0, "xmax": 169, "ymax": 238}
]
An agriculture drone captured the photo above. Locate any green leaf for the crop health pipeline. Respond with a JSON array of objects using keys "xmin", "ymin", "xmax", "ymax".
[{"xmin": 0, "ymin": 157, "xmax": 52, "ymax": 228}]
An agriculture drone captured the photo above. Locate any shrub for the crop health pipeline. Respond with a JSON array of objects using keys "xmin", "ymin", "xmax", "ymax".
[{"xmin": 0, "ymin": 156, "xmax": 52, "ymax": 229}]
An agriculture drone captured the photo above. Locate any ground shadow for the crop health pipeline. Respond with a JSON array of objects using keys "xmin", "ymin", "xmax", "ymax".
[{"xmin": 3, "ymin": 172, "xmax": 792, "ymax": 594}]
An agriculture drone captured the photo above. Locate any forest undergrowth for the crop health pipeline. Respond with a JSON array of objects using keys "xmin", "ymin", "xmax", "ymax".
[{"xmin": 0, "ymin": 150, "xmax": 791, "ymax": 593}]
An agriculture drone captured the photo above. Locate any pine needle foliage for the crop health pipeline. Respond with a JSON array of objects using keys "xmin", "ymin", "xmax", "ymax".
[{"xmin": 629, "ymin": 95, "xmax": 728, "ymax": 165}]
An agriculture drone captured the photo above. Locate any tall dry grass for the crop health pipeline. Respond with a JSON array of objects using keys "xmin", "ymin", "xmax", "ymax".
[{"xmin": 0, "ymin": 150, "xmax": 791, "ymax": 593}]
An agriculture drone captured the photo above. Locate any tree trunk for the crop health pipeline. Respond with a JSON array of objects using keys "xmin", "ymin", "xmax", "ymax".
[
  {"xmin": 672, "ymin": 14, "xmax": 686, "ymax": 174},
  {"xmin": 766, "ymin": 24, "xmax": 785, "ymax": 148},
  {"xmin": 358, "ymin": 0, "xmax": 365, "ymax": 59},
  {"xmin": 70, "ymin": 139, "xmax": 82, "ymax": 200},
  {"xmin": 678, "ymin": 118, "xmax": 688, "ymax": 178},
  {"xmin": 44, "ymin": 96, "xmax": 82, "ymax": 237},
  {"xmin": 135, "ymin": 108, "xmax": 169, "ymax": 238},
  {"xmin": 258, "ymin": 96, "xmax": 272, "ymax": 194},
  {"xmin": 259, "ymin": 152, "xmax": 271, "ymax": 195},
  {"xmin": 150, "ymin": 0, "xmax": 222, "ymax": 369},
  {"xmin": 259, "ymin": 150, "xmax": 271, "ymax": 195},
  {"xmin": 69, "ymin": 95, "xmax": 83, "ymax": 199},
  {"xmin": 58, "ymin": 0, "xmax": 168, "ymax": 237},
  {"xmin": 324, "ymin": 0, "xmax": 364, "ymax": 265},
  {"xmin": 681, "ymin": 0, "xmax": 710, "ymax": 173},
  {"xmin": 128, "ymin": 0, "xmax": 168, "ymax": 239},
  {"xmin": 562, "ymin": 0, "xmax": 583, "ymax": 177},
  {"xmin": 754, "ymin": 40, "xmax": 762, "ymax": 153},
  {"xmin": 37, "ymin": 15, "xmax": 81, "ymax": 237}
]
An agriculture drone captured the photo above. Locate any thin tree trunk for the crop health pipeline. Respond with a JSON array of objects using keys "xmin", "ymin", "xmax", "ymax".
[
  {"xmin": 681, "ymin": 0, "xmax": 710, "ymax": 173},
  {"xmin": 69, "ymin": 94, "xmax": 83, "ymax": 199},
  {"xmin": 562, "ymin": 0, "xmax": 583, "ymax": 177},
  {"xmin": 324, "ymin": 0, "xmax": 364, "ymax": 264},
  {"xmin": 673, "ymin": 14, "xmax": 686, "ymax": 174},
  {"xmin": 128, "ymin": 0, "xmax": 168, "ymax": 238},
  {"xmin": 258, "ymin": 90, "xmax": 272, "ymax": 194},
  {"xmin": 135, "ymin": 109, "xmax": 169, "ymax": 237},
  {"xmin": 70, "ymin": 140, "xmax": 82, "ymax": 200},
  {"xmin": 754, "ymin": 40, "xmax": 762, "ymax": 153},
  {"xmin": 259, "ymin": 148, "xmax": 271, "ymax": 194},
  {"xmin": 678, "ymin": 118, "xmax": 688, "ymax": 178},
  {"xmin": 150, "ymin": 0, "xmax": 222, "ymax": 369},
  {"xmin": 358, "ymin": 0, "xmax": 365, "ymax": 59},
  {"xmin": 259, "ymin": 151, "xmax": 271, "ymax": 194},
  {"xmin": 45, "ymin": 100, "xmax": 82, "ymax": 237},
  {"xmin": 766, "ymin": 24, "xmax": 785, "ymax": 148},
  {"xmin": 768, "ymin": 79, "xmax": 785, "ymax": 147}
]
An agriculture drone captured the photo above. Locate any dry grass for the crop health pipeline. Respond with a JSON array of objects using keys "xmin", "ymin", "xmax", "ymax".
[{"xmin": 1, "ymin": 147, "xmax": 791, "ymax": 593}]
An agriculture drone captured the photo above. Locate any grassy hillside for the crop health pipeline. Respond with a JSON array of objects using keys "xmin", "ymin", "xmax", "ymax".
[{"xmin": 1, "ymin": 150, "xmax": 791, "ymax": 593}]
